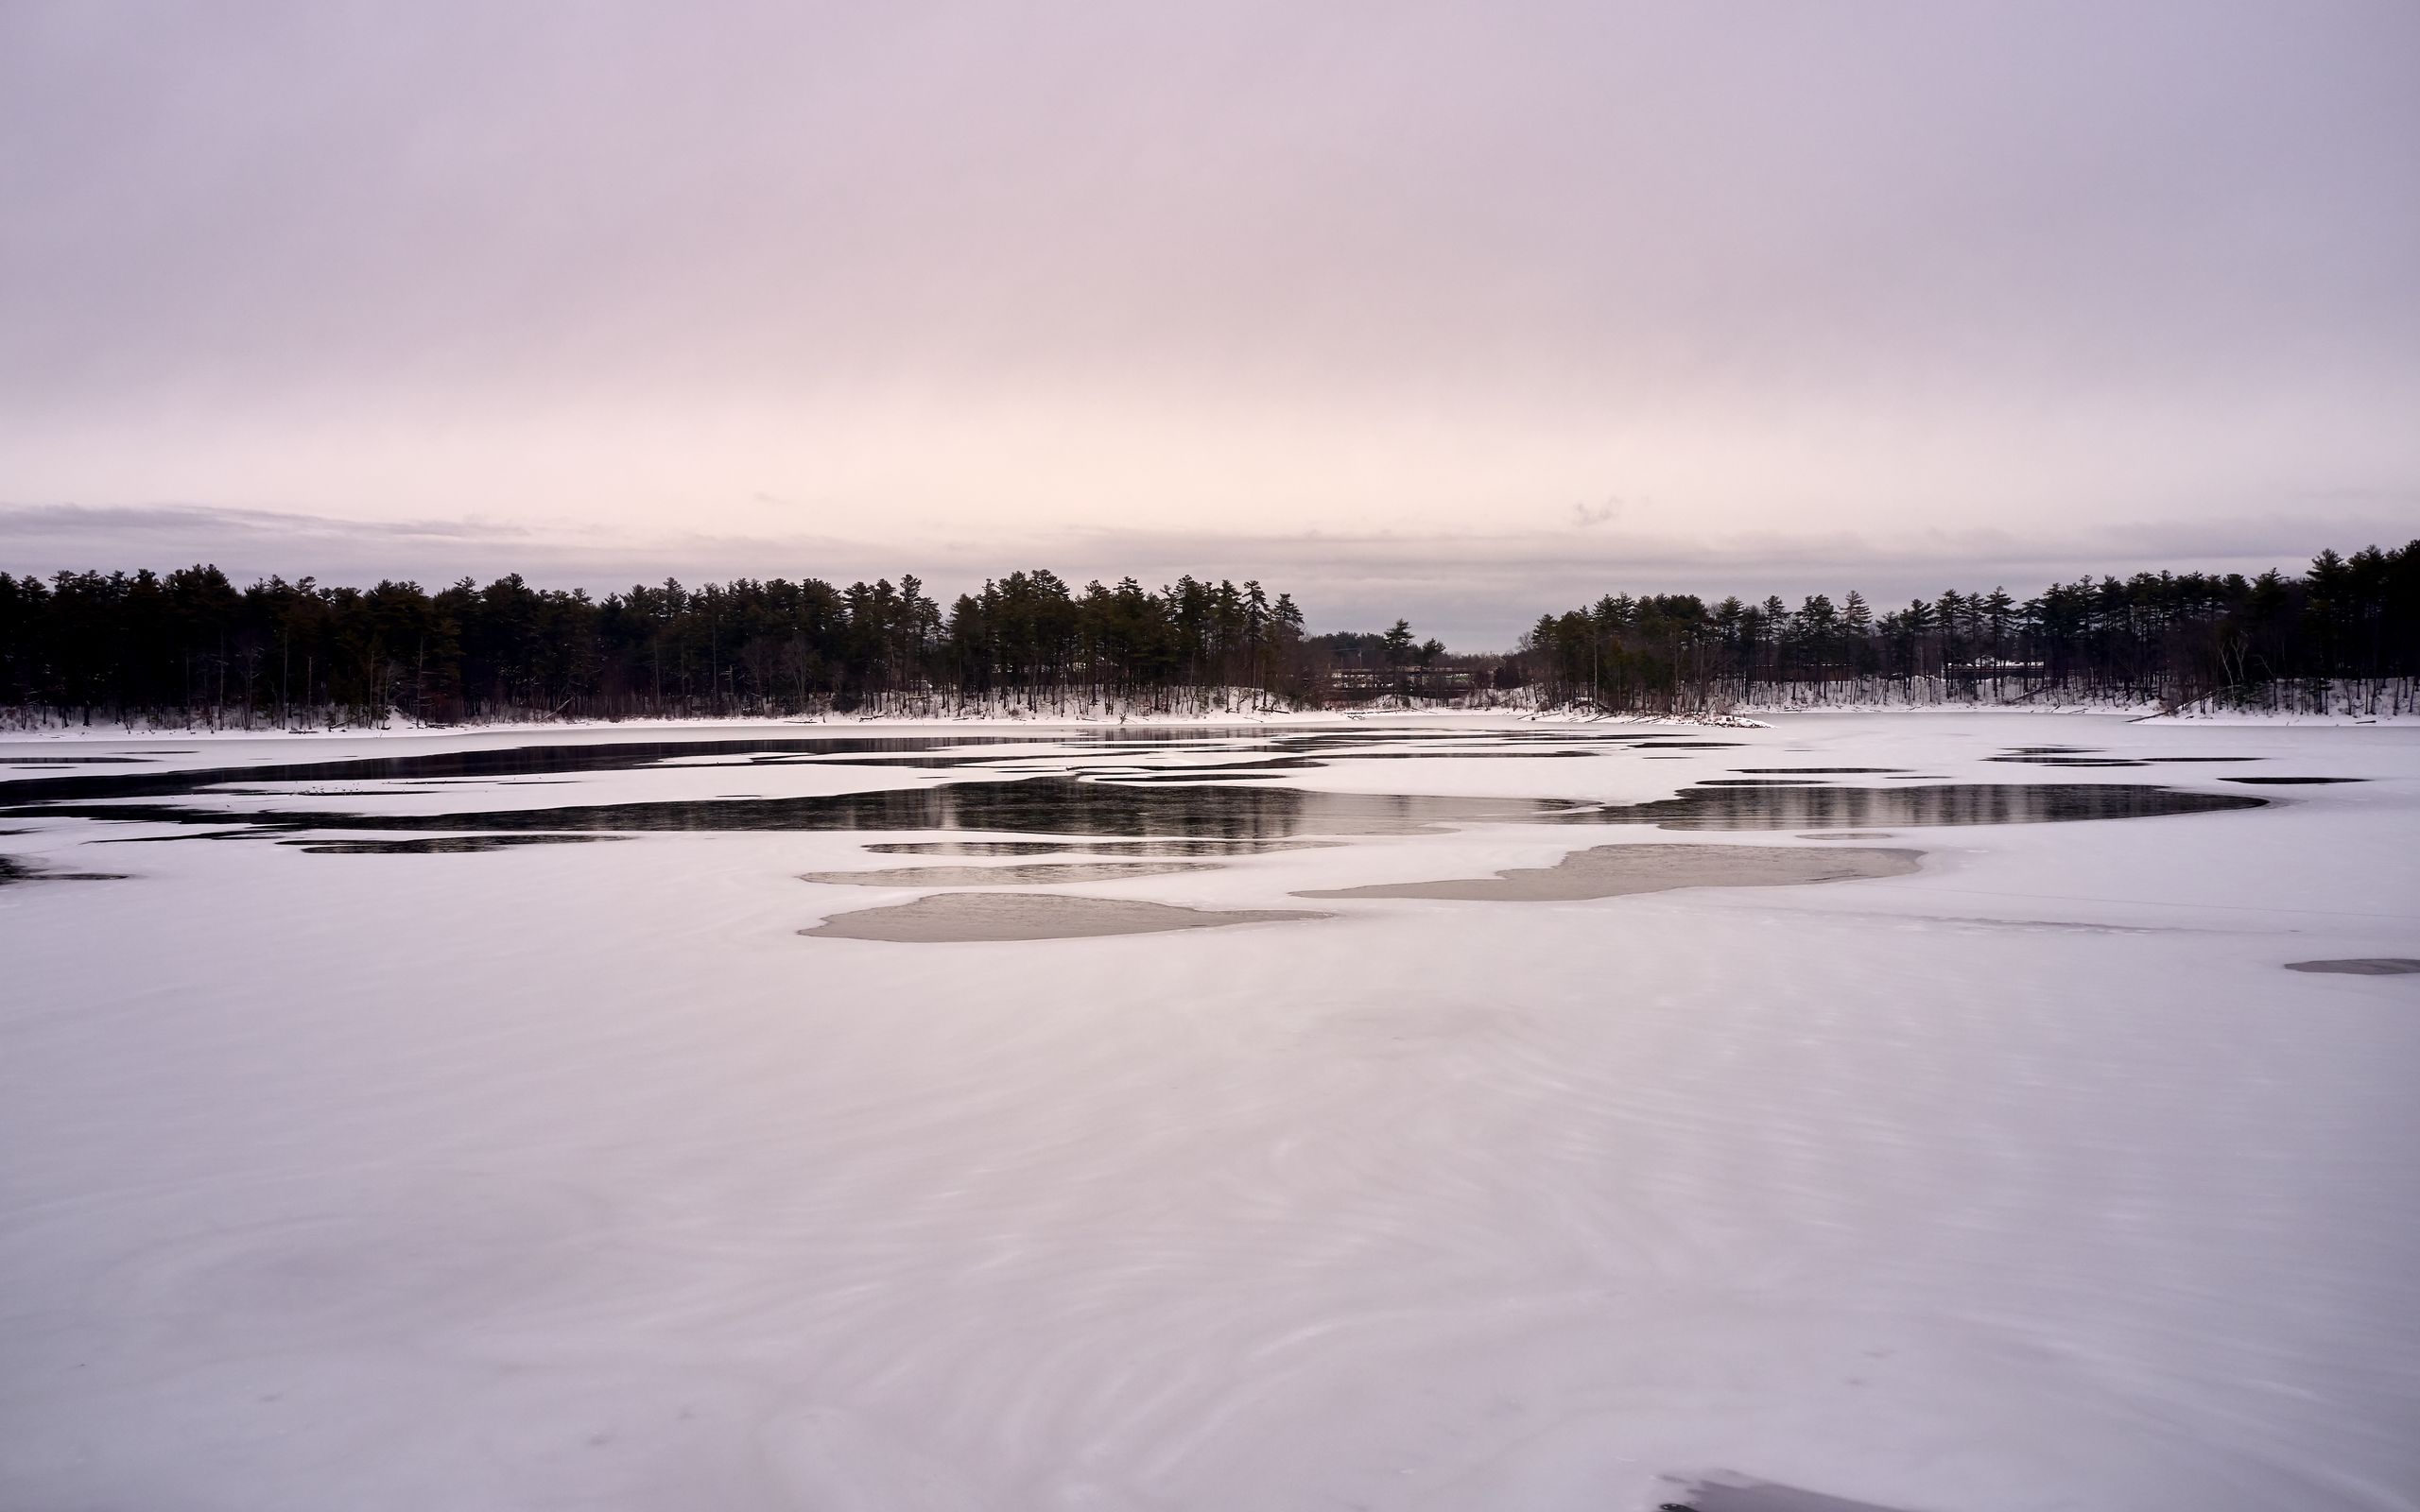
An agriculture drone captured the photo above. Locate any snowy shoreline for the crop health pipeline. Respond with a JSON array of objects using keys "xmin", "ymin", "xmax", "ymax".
[{"xmin": 3, "ymin": 702, "xmax": 2410, "ymax": 747}]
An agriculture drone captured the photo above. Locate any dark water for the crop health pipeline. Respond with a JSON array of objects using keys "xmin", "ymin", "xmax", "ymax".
[
  {"xmin": 2222, "ymin": 776, "xmax": 2368, "ymax": 785},
  {"xmin": 2284, "ymin": 958, "xmax": 2420, "ymax": 975}
]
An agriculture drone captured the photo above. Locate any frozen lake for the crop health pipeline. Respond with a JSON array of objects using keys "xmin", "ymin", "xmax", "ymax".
[{"xmin": 3, "ymin": 713, "xmax": 2415, "ymax": 1510}]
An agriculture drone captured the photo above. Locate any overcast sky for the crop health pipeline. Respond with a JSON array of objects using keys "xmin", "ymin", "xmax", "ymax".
[{"xmin": 3, "ymin": 1, "xmax": 2415, "ymax": 644}]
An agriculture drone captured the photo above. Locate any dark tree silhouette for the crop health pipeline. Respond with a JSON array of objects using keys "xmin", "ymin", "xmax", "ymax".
[
  {"xmin": 0, "ymin": 566, "xmax": 1322, "ymax": 727},
  {"xmin": 1507, "ymin": 543, "xmax": 2419, "ymax": 716}
]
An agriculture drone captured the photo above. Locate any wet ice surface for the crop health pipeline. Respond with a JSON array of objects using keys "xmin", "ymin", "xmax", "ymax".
[
  {"xmin": 1297, "ymin": 843, "xmax": 1923, "ymax": 902},
  {"xmin": 802, "ymin": 891, "xmax": 1330, "ymax": 941},
  {"xmin": 1666, "ymin": 1473, "xmax": 1923, "ymax": 1512},
  {"xmin": 2, "ymin": 713, "xmax": 2416, "ymax": 1511}
]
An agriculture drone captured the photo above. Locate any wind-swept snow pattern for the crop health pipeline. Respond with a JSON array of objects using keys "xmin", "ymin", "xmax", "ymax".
[{"xmin": 2, "ymin": 713, "xmax": 2415, "ymax": 1511}]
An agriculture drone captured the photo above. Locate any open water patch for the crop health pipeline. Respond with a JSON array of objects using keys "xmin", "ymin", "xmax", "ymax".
[
  {"xmin": 2222, "ymin": 776, "xmax": 2367, "ymax": 785},
  {"xmin": 2284, "ymin": 957, "xmax": 2420, "ymax": 975}
]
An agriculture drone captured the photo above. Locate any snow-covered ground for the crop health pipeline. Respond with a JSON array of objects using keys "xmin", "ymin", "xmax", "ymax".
[{"xmin": 2, "ymin": 714, "xmax": 2414, "ymax": 1511}]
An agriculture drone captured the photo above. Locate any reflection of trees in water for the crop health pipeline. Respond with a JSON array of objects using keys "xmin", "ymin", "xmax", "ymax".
[
  {"xmin": 1598, "ymin": 783, "xmax": 2266, "ymax": 830},
  {"xmin": 858, "ymin": 780, "xmax": 1322, "ymax": 839},
  {"xmin": 26, "ymin": 779, "xmax": 1552, "ymax": 840},
  {"xmin": 516, "ymin": 782, "xmax": 1531, "ymax": 839},
  {"xmin": 10, "ymin": 747, "xmax": 2267, "ymax": 841}
]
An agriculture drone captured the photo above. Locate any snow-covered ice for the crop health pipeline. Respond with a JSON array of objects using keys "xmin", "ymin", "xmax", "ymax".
[{"xmin": 2, "ymin": 714, "xmax": 2415, "ymax": 1510}]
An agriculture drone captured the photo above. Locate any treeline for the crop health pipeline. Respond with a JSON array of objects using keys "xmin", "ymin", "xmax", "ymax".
[
  {"xmin": 7, "ymin": 543, "xmax": 2416, "ymax": 729},
  {"xmin": 0, "ymin": 566, "xmax": 1324, "ymax": 727},
  {"xmin": 1513, "ymin": 542, "xmax": 2420, "ymax": 713}
]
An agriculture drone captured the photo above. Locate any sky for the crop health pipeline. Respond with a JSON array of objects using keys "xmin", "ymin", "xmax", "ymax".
[{"xmin": 2, "ymin": 1, "xmax": 2415, "ymax": 646}]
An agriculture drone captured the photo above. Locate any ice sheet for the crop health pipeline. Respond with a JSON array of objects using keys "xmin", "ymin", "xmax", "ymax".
[{"xmin": 2, "ymin": 714, "xmax": 2415, "ymax": 1511}]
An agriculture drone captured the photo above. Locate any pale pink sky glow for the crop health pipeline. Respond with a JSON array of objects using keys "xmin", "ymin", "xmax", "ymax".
[{"xmin": 3, "ymin": 1, "xmax": 2415, "ymax": 641}]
